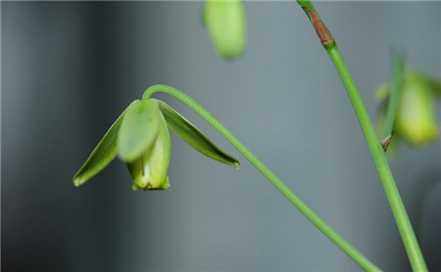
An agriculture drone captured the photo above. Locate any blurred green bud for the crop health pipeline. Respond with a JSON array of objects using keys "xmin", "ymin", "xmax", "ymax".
[
  {"xmin": 73, "ymin": 96, "xmax": 240, "ymax": 190},
  {"xmin": 376, "ymin": 70, "xmax": 440, "ymax": 146},
  {"xmin": 204, "ymin": 0, "xmax": 246, "ymax": 59},
  {"xmin": 396, "ymin": 75, "xmax": 438, "ymax": 145}
]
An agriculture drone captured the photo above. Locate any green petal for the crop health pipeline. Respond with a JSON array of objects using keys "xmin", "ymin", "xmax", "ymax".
[
  {"xmin": 127, "ymin": 113, "xmax": 172, "ymax": 190},
  {"xmin": 396, "ymin": 79, "xmax": 439, "ymax": 145},
  {"xmin": 429, "ymin": 77, "xmax": 441, "ymax": 98},
  {"xmin": 376, "ymin": 70, "xmax": 441, "ymax": 101},
  {"xmin": 204, "ymin": 0, "xmax": 246, "ymax": 59},
  {"xmin": 413, "ymin": 71, "xmax": 441, "ymax": 99},
  {"xmin": 73, "ymin": 101, "xmax": 135, "ymax": 187},
  {"xmin": 158, "ymin": 100, "xmax": 240, "ymax": 168},
  {"xmin": 117, "ymin": 99, "xmax": 161, "ymax": 162}
]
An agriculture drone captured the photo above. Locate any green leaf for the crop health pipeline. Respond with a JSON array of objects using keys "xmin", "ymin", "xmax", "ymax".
[
  {"xmin": 73, "ymin": 101, "xmax": 135, "ymax": 187},
  {"xmin": 117, "ymin": 99, "xmax": 161, "ymax": 162},
  {"xmin": 158, "ymin": 100, "xmax": 240, "ymax": 168}
]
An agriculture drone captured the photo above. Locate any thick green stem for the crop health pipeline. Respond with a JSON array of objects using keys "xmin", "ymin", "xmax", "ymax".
[
  {"xmin": 143, "ymin": 84, "xmax": 381, "ymax": 272},
  {"xmin": 297, "ymin": 1, "xmax": 427, "ymax": 271}
]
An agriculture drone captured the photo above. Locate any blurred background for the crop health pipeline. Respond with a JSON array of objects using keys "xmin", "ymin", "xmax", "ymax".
[{"xmin": 2, "ymin": 2, "xmax": 440, "ymax": 271}]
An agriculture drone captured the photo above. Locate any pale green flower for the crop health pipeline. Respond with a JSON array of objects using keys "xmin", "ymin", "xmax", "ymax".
[
  {"xmin": 376, "ymin": 70, "xmax": 441, "ymax": 147},
  {"xmin": 73, "ymin": 98, "xmax": 239, "ymax": 190}
]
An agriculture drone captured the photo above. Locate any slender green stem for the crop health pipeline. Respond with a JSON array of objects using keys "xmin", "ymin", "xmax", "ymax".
[
  {"xmin": 143, "ymin": 84, "xmax": 381, "ymax": 272},
  {"xmin": 327, "ymin": 47, "xmax": 427, "ymax": 272},
  {"xmin": 382, "ymin": 51, "xmax": 404, "ymax": 151},
  {"xmin": 297, "ymin": 1, "xmax": 427, "ymax": 271}
]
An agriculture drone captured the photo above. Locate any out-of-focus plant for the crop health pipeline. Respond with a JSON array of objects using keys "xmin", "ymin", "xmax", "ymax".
[
  {"xmin": 376, "ymin": 58, "xmax": 441, "ymax": 150},
  {"xmin": 203, "ymin": 0, "xmax": 246, "ymax": 59}
]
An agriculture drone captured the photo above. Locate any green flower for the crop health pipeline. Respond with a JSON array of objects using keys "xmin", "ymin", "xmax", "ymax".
[
  {"xmin": 203, "ymin": 0, "xmax": 246, "ymax": 59},
  {"xmin": 73, "ymin": 98, "xmax": 239, "ymax": 190},
  {"xmin": 376, "ymin": 70, "xmax": 441, "ymax": 147}
]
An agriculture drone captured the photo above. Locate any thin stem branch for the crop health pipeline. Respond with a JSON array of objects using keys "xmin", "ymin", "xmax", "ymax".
[
  {"xmin": 382, "ymin": 51, "xmax": 405, "ymax": 151},
  {"xmin": 143, "ymin": 84, "xmax": 381, "ymax": 272},
  {"xmin": 297, "ymin": 1, "xmax": 428, "ymax": 271}
]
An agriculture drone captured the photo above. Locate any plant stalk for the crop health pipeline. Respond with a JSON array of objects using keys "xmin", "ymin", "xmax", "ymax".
[
  {"xmin": 297, "ymin": 1, "xmax": 428, "ymax": 271},
  {"xmin": 143, "ymin": 84, "xmax": 381, "ymax": 272}
]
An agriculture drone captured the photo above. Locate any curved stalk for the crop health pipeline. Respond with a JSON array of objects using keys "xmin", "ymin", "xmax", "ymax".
[
  {"xmin": 143, "ymin": 84, "xmax": 381, "ymax": 272},
  {"xmin": 297, "ymin": 1, "xmax": 427, "ymax": 271}
]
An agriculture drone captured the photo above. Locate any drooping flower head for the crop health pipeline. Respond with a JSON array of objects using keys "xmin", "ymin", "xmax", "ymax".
[{"xmin": 73, "ymin": 98, "xmax": 239, "ymax": 190}]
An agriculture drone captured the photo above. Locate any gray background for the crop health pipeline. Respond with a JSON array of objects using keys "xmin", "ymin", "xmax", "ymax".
[{"xmin": 2, "ymin": 2, "xmax": 440, "ymax": 271}]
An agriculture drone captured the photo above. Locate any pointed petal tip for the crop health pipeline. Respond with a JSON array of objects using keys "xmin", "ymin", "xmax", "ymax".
[{"xmin": 73, "ymin": 177, "xmax": 84, "ymax": 188}]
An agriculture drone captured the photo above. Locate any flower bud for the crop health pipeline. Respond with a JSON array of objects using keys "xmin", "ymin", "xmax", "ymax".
[
  {"xmin": 376, "ymin": 71, "xmax": 440, "ymax": 147},
  {"xmin": 395, "ymin": 73, "xmax": 438, "ymax": 145},
  {"xmin": 204, "ymin": 0, "xmax": 246, "ymax": 59},
  {"xmin": 73, "ymin": 91, "xmax": 240, "ymax": 190}
]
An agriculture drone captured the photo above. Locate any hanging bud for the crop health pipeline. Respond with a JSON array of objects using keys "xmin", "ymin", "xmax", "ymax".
[
  {"xmin": 395, "ymin": 73, "xmax": 438, "ymax": 145},
  {"xmin": 73, "ymin": 94, "xmax": 240, "ymax": 190},
  {"xmin": 376, "ymin": 70, "xmax": 440, "ymax": 147},
  {"xmin": 204, "ymin": 0, "xmax": 246, "ymax": 59}
]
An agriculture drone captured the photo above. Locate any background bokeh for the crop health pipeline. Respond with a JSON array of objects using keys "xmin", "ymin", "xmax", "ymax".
[{"xmin": 2, "ymin": 2, "xmax": 440, "ymax": 271}]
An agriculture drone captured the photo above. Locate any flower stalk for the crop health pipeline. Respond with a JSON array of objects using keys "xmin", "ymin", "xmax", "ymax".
[
  {"xmin": 143, "ymin": 84, "xmax": 381, "ymax": 272},
  {"xmin": 297, "ymin": 1, "xmax": 428, "ymax": 271}
]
